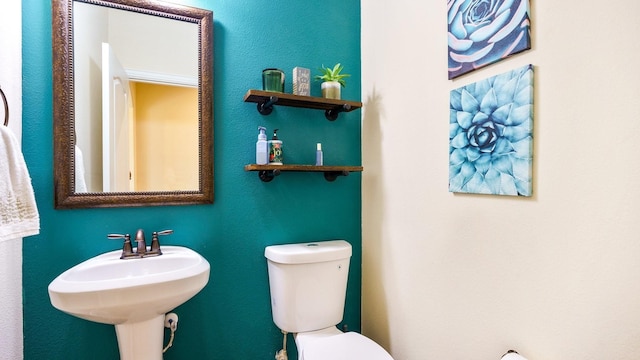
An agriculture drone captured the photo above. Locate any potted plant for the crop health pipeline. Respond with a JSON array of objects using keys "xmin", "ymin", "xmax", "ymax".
[{"xmin": 314, "ymin": 63, "xmax": 350, "ymax": 100}]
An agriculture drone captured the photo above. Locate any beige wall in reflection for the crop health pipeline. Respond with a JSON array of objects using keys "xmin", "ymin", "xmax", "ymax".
[{"xmin": 132, "ymin": 82, "xmax": 198, "ymax": 191}]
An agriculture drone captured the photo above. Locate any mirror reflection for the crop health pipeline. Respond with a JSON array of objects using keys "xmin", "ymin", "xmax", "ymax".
[
  {"xmin": 73, "ymin": 2, "xmax": 199, "ymax": 193},
  {"xmin": 52, "ymin": 0, "xmax": 213, "ymax": 208}
]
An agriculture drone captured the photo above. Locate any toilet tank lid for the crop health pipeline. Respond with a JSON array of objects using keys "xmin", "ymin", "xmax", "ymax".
[{"xmin": 265, "ymin": 240, "xmax": 352, "ymax": 264}]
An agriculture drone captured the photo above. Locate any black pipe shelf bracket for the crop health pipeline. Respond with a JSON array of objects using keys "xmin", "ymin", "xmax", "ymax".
[
  {"xmin": 258, "ymin": 168, "xmax": 280, "ymax": 182},
  {"xmin": 325, "ymin": 104, "xmax": 352, "ymax": 121},
  {"xmin": 244, "ymin": 90, "xmax": 362, "ymax": 121},
  {"xmin": 257, "ymin": 95, "xmax": 279, "ymax": 115},
  {"xmin": 245, "ymin": 165, "xmax": 363, "ymax": 183},
  {"xmin": 323, "ymin": 170, "xmax": 350, "ymax": 182}
]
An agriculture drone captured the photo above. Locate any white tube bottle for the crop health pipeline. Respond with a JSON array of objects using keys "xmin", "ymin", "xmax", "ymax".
[{"xmin": 315, "ymin": 143, "xmax": 323, "ymax": 166}]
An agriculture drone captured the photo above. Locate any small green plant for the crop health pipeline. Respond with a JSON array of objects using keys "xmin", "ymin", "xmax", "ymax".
[{"xmin": 314, "ymin": 63, "xmax": 350, "ymax": 87}]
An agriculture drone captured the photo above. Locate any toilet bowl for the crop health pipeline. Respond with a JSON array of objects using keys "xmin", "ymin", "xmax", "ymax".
[
  {"xmin": 295, "ymin": 327, "xmax": 393, "ymax": 360},
  {"xmin": 265, "ymin": 240, "xmax": 394, "ymax": 360}
]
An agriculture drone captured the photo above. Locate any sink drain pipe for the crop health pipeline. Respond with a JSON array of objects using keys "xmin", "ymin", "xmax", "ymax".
[
  {"xmin": 163, "ymin": 313, "xmax": 179, "ymax": 353},
  {"xmin": 275, "ymin": 330, "xmax": 288, "ymax": 360}
]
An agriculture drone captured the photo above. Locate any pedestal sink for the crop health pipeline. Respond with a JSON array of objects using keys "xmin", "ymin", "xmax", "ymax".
[{"xmin": 48, "ymin": 246, "xmax": 210, "ymax": 360}]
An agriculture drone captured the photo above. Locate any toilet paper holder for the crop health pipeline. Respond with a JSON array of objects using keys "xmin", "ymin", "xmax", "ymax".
[{"xmin": 502, "ymin": 349, "xmax": 527, "ymax": 360}]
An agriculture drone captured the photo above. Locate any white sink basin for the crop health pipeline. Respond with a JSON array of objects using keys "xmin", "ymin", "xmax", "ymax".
[
  {"xmin": 48, "ymin": 246, "xmax": 210, "ymax": 324},
  {"xmin": 48, "ymin": 246, "xmax": 210, "ymax": 360}
]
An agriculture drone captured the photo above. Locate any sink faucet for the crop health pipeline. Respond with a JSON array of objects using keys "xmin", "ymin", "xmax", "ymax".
[{"xmin": 108, "ymin": 229, "xmax": 173, "ymax": 259}]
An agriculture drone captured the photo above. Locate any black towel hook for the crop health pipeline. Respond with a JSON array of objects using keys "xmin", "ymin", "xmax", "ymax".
[{"xmin": 0, "ymin": 86, "xmax": 8, "ymax": 126}]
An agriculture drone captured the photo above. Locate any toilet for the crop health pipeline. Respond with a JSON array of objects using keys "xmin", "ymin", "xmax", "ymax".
[{"xmin": 265, "ymin": 240, "xmax": 394, "ymax": 360}]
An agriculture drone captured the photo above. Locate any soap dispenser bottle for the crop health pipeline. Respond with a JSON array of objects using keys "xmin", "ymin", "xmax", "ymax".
[
  {"xmin": 256, "ymin": 126, "xmax": 268, "ymax": 165},
  {"xmin": 268, "ymin": 129, "xmax": 283, "ymax": 165}
]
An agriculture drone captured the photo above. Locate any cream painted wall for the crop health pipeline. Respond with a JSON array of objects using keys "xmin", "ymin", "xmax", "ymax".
[
  {"xmin": 0, "ymin": 1, "xmax": 23, "ymax": 359},
  {"xmin": 361, "ymin": 1, "xmax": 640, "ymax": 360},
  {"xmin": 108, "ymin": 9, "xmax": 197, "ymax": 79}
]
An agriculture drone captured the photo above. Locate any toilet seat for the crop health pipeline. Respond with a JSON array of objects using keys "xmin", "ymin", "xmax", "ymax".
[{"xmin": 297, "ymin": 330, "xmax": 393, "ymax": 360}]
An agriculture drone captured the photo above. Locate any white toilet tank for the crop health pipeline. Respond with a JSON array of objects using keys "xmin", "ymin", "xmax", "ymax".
[{"xmin": 265, "ymin": 240, "xmax": 352, "ymax": 333}]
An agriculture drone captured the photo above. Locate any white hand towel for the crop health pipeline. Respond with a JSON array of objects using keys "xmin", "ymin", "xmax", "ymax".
[
  {"xmin": 0, "ymin": 126, "xmax": 39, "ymax": 241},
  {"xmin": 74, "ymin": 145, "xmax": 87, "ymax": 193}
]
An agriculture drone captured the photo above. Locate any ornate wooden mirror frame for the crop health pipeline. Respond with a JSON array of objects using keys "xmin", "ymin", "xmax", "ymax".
[{"xmin": 52, "ymin": 0, "xmax": 213, "ymax": 208}]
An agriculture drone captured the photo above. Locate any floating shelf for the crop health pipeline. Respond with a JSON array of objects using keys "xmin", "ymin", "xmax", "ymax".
[
  {"xmin": 244, "ymin": 164, "xmax": 363, "ymax": 182},
  {"xmin": 243, "ymin": 90, "xmax": 363, "ymax": 120}
]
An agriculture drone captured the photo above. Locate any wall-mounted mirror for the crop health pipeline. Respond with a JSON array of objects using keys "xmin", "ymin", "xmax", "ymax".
[{"xmin": 53, "ymin": 0, "xmax": 213, "ymax": 208}]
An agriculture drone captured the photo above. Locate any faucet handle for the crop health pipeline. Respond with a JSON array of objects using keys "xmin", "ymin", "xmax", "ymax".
[
  {"xmin": 147, "ymin": 229, "xmax": 173, "ymax": 256},
  {"xmin": 108, "ymin": 233, "xmax": 139, "ymax": 259},
  {"xmin": 107, "ymin": 233, "xmax": 128, "ymax": 240}
]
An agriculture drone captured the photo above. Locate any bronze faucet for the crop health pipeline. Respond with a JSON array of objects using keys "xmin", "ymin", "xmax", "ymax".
[{"xmin": 108, "ymin": 229, "xmax": 173, "ymax": 259}]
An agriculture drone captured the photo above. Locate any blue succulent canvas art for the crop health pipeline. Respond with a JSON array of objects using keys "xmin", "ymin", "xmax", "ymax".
[
  {"xmin": 449, "ymin": 64, "xmax": 533, "ymax": 196},
  {"xmin": 448, "ymin": 0, "xmax": 531, "ymax": 79}
]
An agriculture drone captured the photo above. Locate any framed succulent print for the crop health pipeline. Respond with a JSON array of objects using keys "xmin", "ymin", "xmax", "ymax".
[
  {"xmin": 449, "ymin": 64, "xmax": 533, "ymax": 196},
  {"xmin": 448, "ymin": 0, "xmax": 531, "ymax": 79}
]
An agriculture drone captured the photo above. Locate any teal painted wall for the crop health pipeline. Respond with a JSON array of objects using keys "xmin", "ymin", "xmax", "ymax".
[{"xmin": 22, "ymin": 0, "xmax": 361, "ymax": 358}]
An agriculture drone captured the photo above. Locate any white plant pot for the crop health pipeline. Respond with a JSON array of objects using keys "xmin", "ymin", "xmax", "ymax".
[{"xmin": 321, "ymin": 81, "xmax": 341, "ymax": 100}]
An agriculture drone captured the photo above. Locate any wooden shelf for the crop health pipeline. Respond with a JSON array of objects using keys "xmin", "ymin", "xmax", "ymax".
[
  {"xmin": 243, "ymin": 90, "xmax": 363, "ymax": 181},
  {"xmin": 243, "ymin": 90, "xmax": 363, "ymax": 120},
  {"xmin": 244, "ymin": 164, "xmax": 363, "ymax": 182}
]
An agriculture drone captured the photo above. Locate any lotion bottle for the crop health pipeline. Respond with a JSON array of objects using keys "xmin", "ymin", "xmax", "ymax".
[
  {"xmin": 256, "ymin": 126, "xmax": 268, "ymax": 165},
  {"xmin": 268, "ymin": 129, "xmax": 283, "ymax": 165}
]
